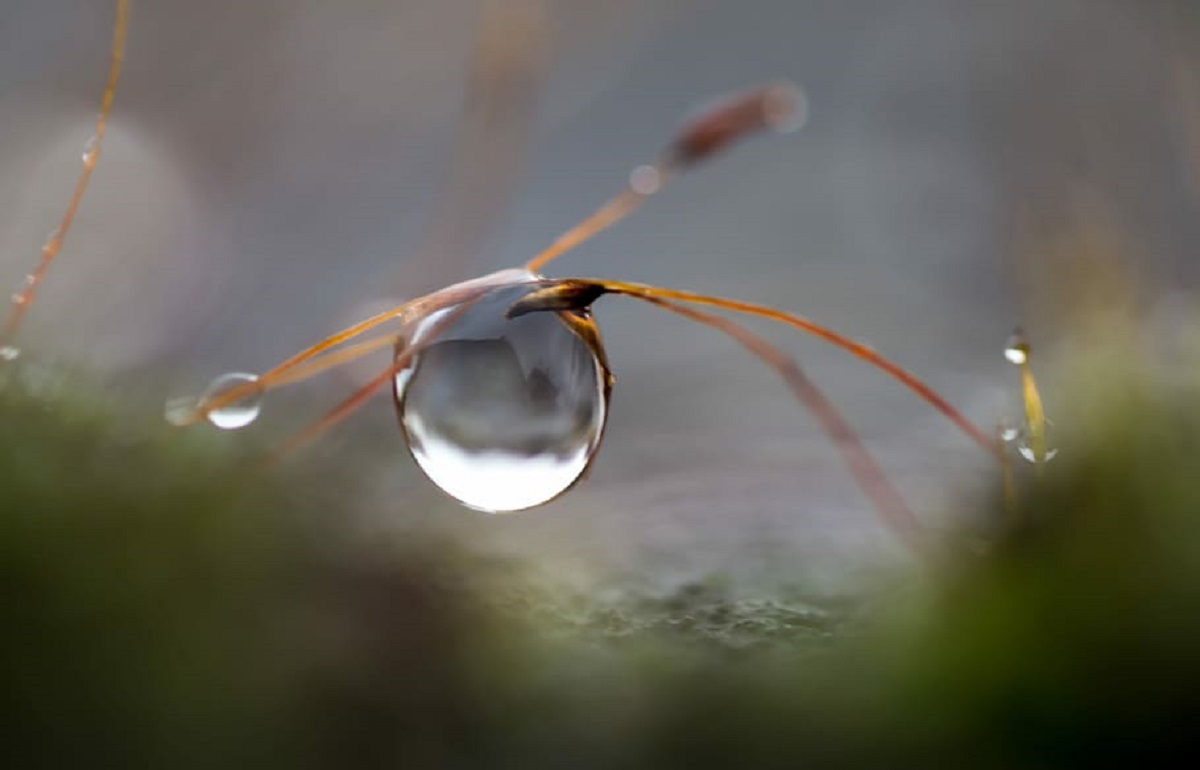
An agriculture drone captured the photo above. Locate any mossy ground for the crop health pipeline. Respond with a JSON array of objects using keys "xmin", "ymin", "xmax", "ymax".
[{"xmin": 3, "ymin": 361, "xmax": 1200, "ymax": 768}]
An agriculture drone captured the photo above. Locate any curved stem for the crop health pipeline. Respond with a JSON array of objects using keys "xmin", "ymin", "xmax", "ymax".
[
  {"xmin": 267, "ymin": 290, "xmax": 488, "ymax": 458},
  {"xmin": 619, "ymin": 293, "xmax": 927, "ymax": 554},
  {"xmin": 588, "ymin": 279, "xmax": 998, "ymax": 459},
  {"xmin": 2, "ymin": 0, "xmax": 131, "ymax": 343},
  {"xmin": 525, "ymin": 83, "xmax": 801, "ymax": 274}
]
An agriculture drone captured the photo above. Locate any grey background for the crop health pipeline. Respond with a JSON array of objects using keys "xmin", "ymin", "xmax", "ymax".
[{"xmin": 3, "ymin": 0, "xmax": 1196, "ymax": 583}]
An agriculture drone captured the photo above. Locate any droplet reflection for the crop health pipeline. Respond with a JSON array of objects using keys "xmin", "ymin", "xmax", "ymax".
[
  {"xmin": 395, "ymin": 284, "xmax": 609, "ymax": 513},
  {"xmin": 1017, "ymin": 443, "xmax": 1059, "ymax": 464},
  {"xmin": 1004, "ymin": 328, "xmax": 1029, "ymax": 365},
  {"xmin": 1005, "ymin": 419, "xmax": 1059, "ymax": 464},
  {"xmin": 1017, "ymin": 422, "xmax": 1059, "ymax": 463},
  {"xmin": 200, "ymin": 372, "xmax": 264, "ymax": 430}
]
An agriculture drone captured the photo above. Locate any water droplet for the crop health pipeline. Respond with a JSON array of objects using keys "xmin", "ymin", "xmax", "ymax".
[
  {"xmin": 200, "ymin": 372, "xmax": 264, "ymax": 430},
  {"xmin": 395, "ymin": 285, "xmax": 609, "ymax": 513},
  {"xmin": 1017, "ymin": 443, "xmax": 1059, "ymax": 463},
  {"xmin": 0, "ymin": 345, "xmax": 20, "ymax": 362},
  {"xmin": 1004, "ymin": 328, "xmax": 1029, "ymax": 365},
  {"xmin": 629, "ymin": 165, "xmax": 662, "ymax": 196},
  {"xmin": 10, "ymin": 293, "xmax": 27, "ymax": 306},
  {"xmin": 81, "ymin": 136, "xmax": 98, "ymax": 164},
  {"xmin": 999, "ymin": 425, "xmax": 1021, "ymax": 442},
  {"xmin": 763, "ymin": 82, "xmax": 808, "ymax": 133},
  {"xmin": 1013, "ymin": 419, "xmax": 1059, "ymax": 464}
]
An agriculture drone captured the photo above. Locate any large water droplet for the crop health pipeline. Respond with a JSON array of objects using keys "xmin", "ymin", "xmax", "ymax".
[
  {"xmin": 200, "ymin": 372, "xmax": 264, "ymax": 430},
  {"xmin": 395, "ymin": 284, "xmax": 609, "ymax": 513}
]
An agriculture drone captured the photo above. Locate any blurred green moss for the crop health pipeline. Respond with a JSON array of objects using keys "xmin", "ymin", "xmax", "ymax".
[{"xmin": 4, "ymin": 360, "xmax": 1200, "ymax": 768}]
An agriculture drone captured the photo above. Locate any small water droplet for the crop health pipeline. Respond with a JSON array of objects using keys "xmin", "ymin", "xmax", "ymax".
[
  {"xmin": 1017, "ymin": 443, "xmax": 1059, "ymax": 463},
  {"xmin": 81, "ymin": 136, "xmax": 98, "ymax": 164},
  {"xmin": 629, "ymin": 165, "xmax": 662, "ymax": 196},
  {"xmin": 200, "ymin": 372, "xmax": 264, "ymax": 430},
  {"xmin": 10, "ymin": 293, "xmax": 27, "ymax": 306},
  {"xmin": 1014, "ymin": 419, "xmax": 1058, "ymax": 464},
  {"xmin": 763, "ymin": 82, "xmax": 808, "ymax": 133},
  {"xmin": 1004, "ymin": 328, "xmax": 1029, "ymax": 365},
  {"xmin": 1000, "ymin": 425, "xmax": 1021, "ymax": 442},
  {"xmin": 0, "ymin": 345, "xmax": 20, "ymax": 362}
]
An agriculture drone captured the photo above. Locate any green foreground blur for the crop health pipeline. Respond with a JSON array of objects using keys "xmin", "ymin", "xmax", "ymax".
[{"xmin": 3, "ymin": 359, "xmax": 1199, "ymax": 769}]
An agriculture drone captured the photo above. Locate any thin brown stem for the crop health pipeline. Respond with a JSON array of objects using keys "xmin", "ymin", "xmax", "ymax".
[
  {"xmin": 632, "ymin": 294, "xmax": 927, "ymax": 553},
  {"xmin": 266, "ymin": 365, "xmax": 398, "ymax": 464},
  {"xmin": 525, "ymin": 180, "xmax": 663, "ymax": 273},
  {"xmin": 263, "ymin": 332, "xmax": 404, "ymax": 390},
  {"xmin": 268, "ymin": 271, "xmax": 535, "ymax": 380},
  {"xmin": 2, "ymin": 0, "xmax": 131, "ymax": 344},
  {"xmin": 525, "ymin": 82, "xmax": 802, "ymax": 274},
  {"xmin": 512, "ymin": 278, "xmax": 998, "ymax": 458},
  {"xmin": 181, "ymin": 278, "xmax": 528, "ymax": 427},
  {"xmin": 267, "ymin": 290, "xmax": 488, "ymax": 458}
]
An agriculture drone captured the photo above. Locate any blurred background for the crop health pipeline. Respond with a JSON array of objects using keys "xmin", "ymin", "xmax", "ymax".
[
  {"xmin": 3, "ymin": 0, "xmax": 1199, "ymax": 583},
  {"xmin": 8, "ymin": 2, "xmax": 1200, "ymax": 767}
]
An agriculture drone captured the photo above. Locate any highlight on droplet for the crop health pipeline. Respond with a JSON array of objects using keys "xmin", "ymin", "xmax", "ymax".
[
  {"xmin": 200, "ymin": 372, "xmax": 264, "ymax": 430},
  {"xmin": 629, "ymin": 164, "xmax": 663, "ymax": 196},
  {"xmin": 1004, "ymin": 328, "xmax": 1029, "ymax": 365},
  {"xmin": 1016, "ymin": 418, "xmax": 1059, "ymax": 464},
  {"xmin": 81, "ymin": 136, "xmax": 99, "ymax": 165},
  {"xmin": 165, "ymin": 372, "xmax": 265, "ymax": 430}
]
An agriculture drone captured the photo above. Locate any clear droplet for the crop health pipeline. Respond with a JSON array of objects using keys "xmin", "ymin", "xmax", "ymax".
[
  {"xmin": 629, "ymin": 164, "xmax": 662, "ymax": 196},
  {"xmin": 1017, "ymin": 442, "xmax": 1059, "ymax": 464},
  {"xmin": 1014, "ymin": 419, "xmax": 1059, "ymax": 464},
  {"xmin": 1004, "ymin": 328, "xmax": 1029, "ymax": 365},
  {"xmin": 395, "ymin": 283, "xmax": 609, "ymax": 513},
  {"xmin": 0, "ymin": 345, "xmax": 20, "ymax": 362},
  {"xmin": 42, "ymin": 230, "xmax": 62, "ymax": 255},
  {"xmin": 762, "ymin": 81, "xmax": 808, "ymax": 134},
  {"xmin": 81, "ymin": 136, "xmax": 98, "ymax": 164},
  {"xmin": 999, "ymin": 425, "xmax": 1021, "ymax": 442},
  {"xmin": 200, "ymin": 372, "xmax": 264, "ymax": 430}
]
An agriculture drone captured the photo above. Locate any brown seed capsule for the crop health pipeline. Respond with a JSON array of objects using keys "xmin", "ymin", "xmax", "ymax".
[{"xmin": 665, "ymin": 81, "xmax": 805, "ymax": 168}]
